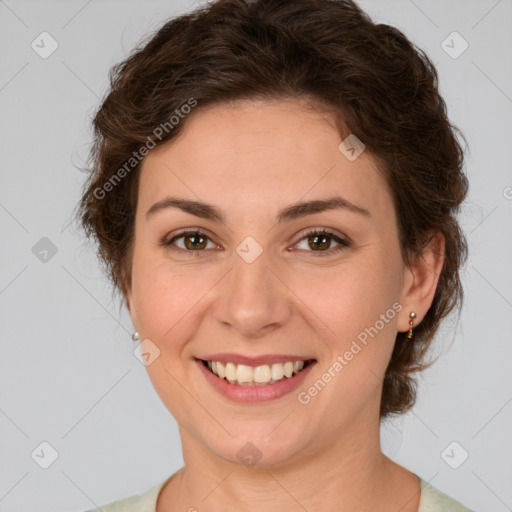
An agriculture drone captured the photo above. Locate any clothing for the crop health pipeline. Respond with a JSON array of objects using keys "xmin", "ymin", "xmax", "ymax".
[{"xmin": 85, "ymin": 474, "xmax": 473, "ymax": 511}]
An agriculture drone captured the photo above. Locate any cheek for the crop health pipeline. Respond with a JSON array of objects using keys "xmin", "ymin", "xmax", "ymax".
[
  {"xmin": 130, "ymin": 259, "xmax": 208, "ymax": 420},
  {"xmin": 293, "ymin": 248, "xmax": 402, "ymax": 392},
  {"xmin": 133, "ymin": 271, "xmax": 196, "ymax": 342},
  {"xmin": 294, "ymin": 254, "xmax": 400, "ymax": 341},
  {"xmin": 130, "ymin": 243, "xmax": 199, "ymax": 345}
]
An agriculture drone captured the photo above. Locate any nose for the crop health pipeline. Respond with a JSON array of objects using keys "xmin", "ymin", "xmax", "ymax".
[{"xmin": 213, "ymin": 247, "xmax": 292, "ymax": 339}]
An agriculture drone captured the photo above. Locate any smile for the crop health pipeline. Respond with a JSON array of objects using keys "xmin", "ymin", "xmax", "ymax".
[{"xmin": 201, "ymin": 359, "xmax": 315, "ymax": 386}]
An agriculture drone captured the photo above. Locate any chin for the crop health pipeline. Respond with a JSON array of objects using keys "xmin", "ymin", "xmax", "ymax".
[{"xmin": 202, "ymin": 424, "xmax": 313, "ymax": 470}]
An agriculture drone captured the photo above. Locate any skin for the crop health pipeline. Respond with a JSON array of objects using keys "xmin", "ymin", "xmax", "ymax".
[{"xmin": 125, "ymin": 98, "xmax": 445, "ymax": 511}]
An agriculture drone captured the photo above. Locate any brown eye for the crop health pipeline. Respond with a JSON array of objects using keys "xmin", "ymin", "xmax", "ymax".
[
  {"xmin": 307, "ymin": 233, "xmax": 331, "ymax": 251},
  {"xmin": 183, "ymin": 232, "xmax": 208, "ymax": 250},
  {"xmin": 164, "ymin": 230, "xmax": 215, "ymax": 252},
  {"xmin": 295, "ymin": 229, "xmax": 350, "ymax": 255}
]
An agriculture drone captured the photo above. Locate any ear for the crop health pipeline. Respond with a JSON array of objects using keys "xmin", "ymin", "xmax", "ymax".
[
  {"xmin": 123, "ymin": 276, "xmax": 138, "ymax": 331},
  {"xmin": 397, "ymin": 230, "xmax": 445, "ymax": 333}
]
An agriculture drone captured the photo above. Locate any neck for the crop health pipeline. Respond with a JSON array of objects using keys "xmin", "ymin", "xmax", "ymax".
[{"xmin": 157, "ymin": 405, "xmax": 421, "ymax": 511}]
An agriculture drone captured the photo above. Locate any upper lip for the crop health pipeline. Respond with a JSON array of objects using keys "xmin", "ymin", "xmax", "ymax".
[{"xmin": 197, "ymin": 353, "xmax": 316, "ymax": 366}]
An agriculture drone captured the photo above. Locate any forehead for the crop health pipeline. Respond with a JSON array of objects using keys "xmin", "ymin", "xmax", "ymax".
[{"xmin": 137, "ymin": 99, "xmax": 392, "ymax": 221}]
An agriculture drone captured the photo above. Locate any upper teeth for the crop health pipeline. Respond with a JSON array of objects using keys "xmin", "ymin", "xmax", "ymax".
[{"xmin": 207, "ymin": 360, "xmax": 306, "ymax": 385}]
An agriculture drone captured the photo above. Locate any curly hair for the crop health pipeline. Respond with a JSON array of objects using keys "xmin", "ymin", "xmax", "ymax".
[{"xmin": 75, "ymin": 0, "xmax": 469, "ymax": 418}]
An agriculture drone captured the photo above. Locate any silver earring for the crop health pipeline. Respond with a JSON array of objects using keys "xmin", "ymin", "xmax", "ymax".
[{"xmin": 132, "ymin": 331, "xmax": 140, "ymax": 342}]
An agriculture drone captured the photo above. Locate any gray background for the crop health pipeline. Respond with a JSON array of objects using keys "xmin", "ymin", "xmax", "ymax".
[{"xmin": 1, "ymin": 0, "xmax": 511, "ymax": 510}]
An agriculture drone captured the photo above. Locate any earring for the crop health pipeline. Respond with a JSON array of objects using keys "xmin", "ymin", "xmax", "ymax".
[
  {"xmin": 407, "ymin": 312, "xmax": 417, "ymax": 339},
  {"xmin": 132, "ymin": 331, "xmax": 140, "ymax": 342}
]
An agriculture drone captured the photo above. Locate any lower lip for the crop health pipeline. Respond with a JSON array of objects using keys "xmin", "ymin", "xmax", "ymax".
[{"xmin": 195, "ymin": 359, "xmax": 316, "ymax": 403}]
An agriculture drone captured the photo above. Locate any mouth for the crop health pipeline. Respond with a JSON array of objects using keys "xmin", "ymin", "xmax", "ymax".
[{"xmin": 198, "ymin": 358, "xmax": 316, "ymax": 386}]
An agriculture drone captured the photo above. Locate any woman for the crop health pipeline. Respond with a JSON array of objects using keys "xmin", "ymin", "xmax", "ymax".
[{"xmin": 77, "ymin": 0, "xmax": 472, "ymax": 510}]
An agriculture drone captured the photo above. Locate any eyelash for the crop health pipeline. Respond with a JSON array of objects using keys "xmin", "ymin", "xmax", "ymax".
[{"xmin": 161, "ymin": 228, "xmax": 350, "ymax": 257}]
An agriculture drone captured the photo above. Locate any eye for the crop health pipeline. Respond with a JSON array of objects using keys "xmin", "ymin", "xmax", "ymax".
[
  {"xmin": 293, "ymin": 229, "xmax": 350, "ymax": 255},
  {"xmin": 162, "ymin": 229, "xmax": 218, "ymax": 253},
  {"xmin": 161, "ymin": 228, "xmax": 350, "ymax": 256}
]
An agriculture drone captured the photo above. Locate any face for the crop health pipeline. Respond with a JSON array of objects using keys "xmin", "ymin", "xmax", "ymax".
[{"xmin": 126, "ymin": 99, "xmax": 417, "ymax": 467}]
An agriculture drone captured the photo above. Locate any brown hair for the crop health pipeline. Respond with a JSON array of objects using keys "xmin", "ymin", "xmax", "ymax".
[{"xmin": 75, "ymin": 0, "xmax": 468, "ymax": 418}]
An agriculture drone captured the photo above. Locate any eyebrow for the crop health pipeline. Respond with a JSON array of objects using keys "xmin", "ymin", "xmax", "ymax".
[{"xmin": 145, "ymin": 196, "xmax": 371, "ymax": 223}]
